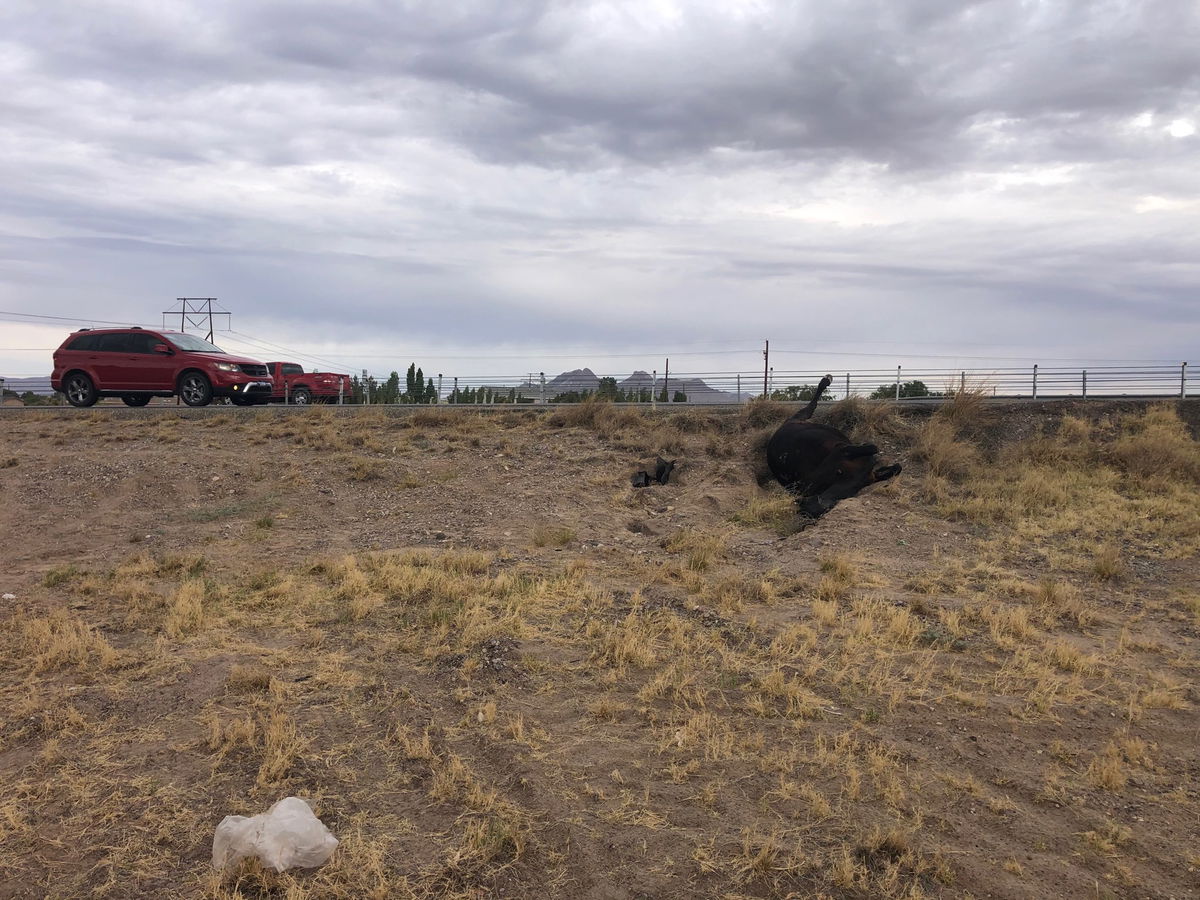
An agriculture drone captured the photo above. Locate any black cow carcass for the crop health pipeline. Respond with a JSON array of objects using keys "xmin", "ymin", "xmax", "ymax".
[{"xmin": 766, "ymin": 375, "xmax": 902, "ymax": 518}]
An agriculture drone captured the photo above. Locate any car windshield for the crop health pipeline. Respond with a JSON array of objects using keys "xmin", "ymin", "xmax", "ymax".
[{"xmin": 167, "ymin": 334, "xmax": 225, "ymax": 353}]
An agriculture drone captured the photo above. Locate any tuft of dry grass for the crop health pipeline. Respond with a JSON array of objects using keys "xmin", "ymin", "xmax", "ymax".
[
  {"xmin": 665, "ymin": 528, "xmax": 728, "ymax": 571},
  {"xmin": 912, "ymin": 418, "xmax": 980, "ymax": 479},
  {"xmin": 935, "ymin": 386, "xmax": 989, "ymax": 427},
  {"xmin": 1109, "ymin": 404, "xmax": 1200, "ymax": 481},
  {"xmin": 257, "ymin": 709, "xmax": 307, "ymax": 786},
  {"xmin": 20, "ymin": 610, "xmax": 119, "ymax": 671},
  {"xmin": 532, "ymin": 524, "xmax": 575, "ymax": 547},
  {"xmin": 1092, "ymin": 544, "xmax": 1125, "ymax": 581},
  {"xmin": 731, "ymin": 491, "xmax": 800, "ymax": 536},
  {"xmin": 226, "ymin": 663, "xmax": 273, "ymax": 694},
  {"xmin": 165, "ymin": 579, "xmax": 208, "ymax": 638},
  {"xmin": 545, "ymin": 397, "xmax": 644, "ymax": 437}
]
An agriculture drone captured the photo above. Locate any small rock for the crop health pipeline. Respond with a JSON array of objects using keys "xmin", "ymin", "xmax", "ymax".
[{"xmin": 1, "ymin": 593, "xmax": 15, "ymax": 601}]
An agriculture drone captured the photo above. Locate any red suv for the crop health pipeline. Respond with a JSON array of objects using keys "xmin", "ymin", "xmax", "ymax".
[{"xmin": 51, "ymin": 328, "xmax": 274, "ymax": 407}]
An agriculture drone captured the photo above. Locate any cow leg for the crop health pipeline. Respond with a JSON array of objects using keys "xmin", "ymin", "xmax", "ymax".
[
  {"xmin": 842, "ymin": 443, "xmax": 879, "ymax": 460},
  {"xmin": 873, "ymin": 463, "xmax": 902, "ymax": 482},
  {"xmin": 790, "ymin": 375, "xmax": 833, "ymax": 422},
  {"xmin": 654, "ymin": 457, "xmax": 676, "ymax": 484}
]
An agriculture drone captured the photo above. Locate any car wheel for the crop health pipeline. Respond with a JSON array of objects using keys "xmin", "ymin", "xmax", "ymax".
[
  {"xmin": 179, "ymin": 372, "xmax": 213, "ymax": 407},
  {"xmin": 291, "ymin": 388, "xmax": 311, "ymax": 405},
  {"xmin": 121, "ymin": 394, "xmax": 151, "ymax": 407},
  {"xmin": 64, "ymin": 372, "xmax": 98, "ymax": 408}
]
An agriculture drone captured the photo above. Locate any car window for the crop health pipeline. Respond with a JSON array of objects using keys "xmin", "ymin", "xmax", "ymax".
[
  {"xmin": 283, "ymin": 364, "xmax": 304, "ymax": 375},
  {"xmin": 94, "ymin": 333, "xmax": 131, "ymax": 352},
  {"xmin": 166, "ymin": 333, "xmax": 225, "ymax": 352},
  {"xmin": 126, "ymin": 333, "xmax": 160, "ymax": 354},
  {"xmin": 66, "ymin": 334, "xmax": 97, "ymax": 351}
]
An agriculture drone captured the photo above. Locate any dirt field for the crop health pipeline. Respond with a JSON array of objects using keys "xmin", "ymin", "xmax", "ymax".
[{"xmin": 1, "ymin": 399, "xmax": 1197, "ymax": 899}]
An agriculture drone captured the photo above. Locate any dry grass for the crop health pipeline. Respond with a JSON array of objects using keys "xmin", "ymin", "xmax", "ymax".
[
  {"xmin": 665, "ymin": 528, "xmax": 729, "ymax": 571},
  {"xmin": 531, "ymin": 524, "xmax": 575, "ymax": 547},
  {"xmin": 0, "ymin": 402, "xmax": 1197, "ymax": 899},
  {"xmin": 925, "ymin": 405, "xmax": 1200, "ymax": 560},
  {"xmin": 731, "ymin": 490, "xmax": 800, "ymax": 535}
]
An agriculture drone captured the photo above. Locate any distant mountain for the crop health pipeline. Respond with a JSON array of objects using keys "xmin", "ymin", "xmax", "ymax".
[
  {"xmin": 1, "ymin": 375, "xmax": 54, "ymax": 395},
  {"xmin": 547, "ymin": 368, "xmax": 600, "ymax": 394},
  {"xmin": 619, "ymin": 371, "xmax": 655, "ymax": 391},
  {"xmin": 475, "ymin": 367, "xmax": 741, "ymax": 404},
  {"xmin": 616, "ymin": 370, "xmax": 738, "ymax": 404}
]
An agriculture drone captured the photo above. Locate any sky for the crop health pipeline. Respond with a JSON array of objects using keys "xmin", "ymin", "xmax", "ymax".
[{"xmin": 1, "ymin": 0, "xmax": 1198, "ymax": 387}]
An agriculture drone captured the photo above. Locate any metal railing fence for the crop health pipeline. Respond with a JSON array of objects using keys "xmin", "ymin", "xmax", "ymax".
[{"xmin": 3, "ymin": 362, "xmax": 1192, "ymax": 407}]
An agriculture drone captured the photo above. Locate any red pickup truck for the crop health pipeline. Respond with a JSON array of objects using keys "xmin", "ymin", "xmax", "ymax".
[{"xmin": 265, "ymin": 362, "xmax": 352, "ymax": 405}]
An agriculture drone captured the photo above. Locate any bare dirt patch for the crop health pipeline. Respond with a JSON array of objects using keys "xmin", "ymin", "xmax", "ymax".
[{"xmin": 1, "ymin": 401, "xmax": 1197, "ymax": 898}]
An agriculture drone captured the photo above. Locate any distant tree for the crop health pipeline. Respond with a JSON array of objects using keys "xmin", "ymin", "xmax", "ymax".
[
  {"xmin": 673, "ymin": 390, "xmax": 687, "ymax": 403},
  {"xmin": 596, "ymin": 377, "xmax": 619, "ymax": 401},
  {"xmin": 15, "ymin": 390, "xmax": 52, "ymax": 406},
  {"xmin": 425, "ymin": 378, "xmax": 437, "ymax": 403},
  {"xmin": 869, "ymin": 380, "xmax": 936, "ymax": 400},
  {"xmin": 379, "ymin": 371, "xmax": 400, "ymax": 404},
  {"xmin": 551, "ymin": 389, "xmax": 593, "ymax": 403},
  {"xmin": 404, "ymin": 363, "xmax": 417, "ymax": 401},
  {"xmin": 770, "ymin": 383, "xmax": 834, "ymax": 402}
]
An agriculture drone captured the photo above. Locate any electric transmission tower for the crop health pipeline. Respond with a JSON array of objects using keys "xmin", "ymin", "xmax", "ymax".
[{"xmin": 161, "ymin": 298, "xmax": 230, "ymax": 342}]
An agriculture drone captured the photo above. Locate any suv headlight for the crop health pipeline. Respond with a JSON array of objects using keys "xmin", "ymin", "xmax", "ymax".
[{"xmin": 213, "ymin": 362, "xmax": 241, "ymax": 373}]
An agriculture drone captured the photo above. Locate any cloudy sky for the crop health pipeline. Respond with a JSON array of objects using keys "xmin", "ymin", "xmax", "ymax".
[{"xmin": 1, "ymin": 0, "xmax": 1197, "ymax": 385}]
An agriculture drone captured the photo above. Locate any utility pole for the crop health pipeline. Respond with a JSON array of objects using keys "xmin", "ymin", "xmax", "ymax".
[
  {"xmin": 762, "ymin": 340, "xmax": 769, "ymax": 398},
  {"xmin": 161, "ymin": 298, "xmax": 229, "ymax": 342},
  {"xmin": 663, "ymin": 358, "xmax": 669, "ymax": 402}
]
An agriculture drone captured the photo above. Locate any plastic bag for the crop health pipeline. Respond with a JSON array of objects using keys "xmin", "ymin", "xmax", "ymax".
[{"xmin": 212, "ymin": 796, "xmax": 338, "ymax": 872}]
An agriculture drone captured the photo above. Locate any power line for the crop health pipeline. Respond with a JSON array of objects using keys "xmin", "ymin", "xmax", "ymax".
[
  {"xmin": 0, "ymin": 310, "xmax": 154, "ymax": 327},
  {"xmin": 1, "ymin": 309, "xmax": 1184, "ymax": 367},
  {"xmin": 307, "ymin": 348, "xmax": 757, "ymax": 360},
  {"xmin": 224, "ymin": 330, "xmax": 358, "ymax": 372}
]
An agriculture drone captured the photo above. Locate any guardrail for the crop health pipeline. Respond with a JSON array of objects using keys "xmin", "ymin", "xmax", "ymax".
[{"xmin": 2, "ymin": 363, "xmax": 1192, "ymax": 406}]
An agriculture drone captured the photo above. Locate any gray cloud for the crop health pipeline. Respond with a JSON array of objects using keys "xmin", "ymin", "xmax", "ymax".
[
  {"xmin": 6, "ymin": 0, "xmax": 1197, "ymax": 169},
  {"xmin": 1, "ymin": 0, "xmax": 1198, "ymax": 380}
]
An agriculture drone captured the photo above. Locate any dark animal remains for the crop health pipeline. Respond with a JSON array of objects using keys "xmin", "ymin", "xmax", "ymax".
[
  {"xmin": 631, "ymin": 456, "xmax": 676, "ymax": 488},
  {"xmin": 766, "ymin": 376, "xmax": 901, "ymax": 517}
]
